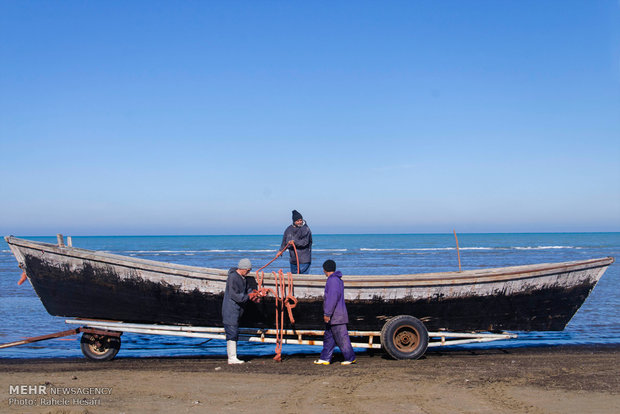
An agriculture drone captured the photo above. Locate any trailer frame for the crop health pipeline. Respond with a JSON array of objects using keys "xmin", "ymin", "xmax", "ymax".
[
  {"xmin": 0, "ymin": 318, "xmax": 517, "ymax": 361},
  {"xmin": 65, "ymin": 319, "xmax": 516, "ymax": 353}
]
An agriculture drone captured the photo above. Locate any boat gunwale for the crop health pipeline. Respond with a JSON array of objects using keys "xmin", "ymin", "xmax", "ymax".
[{"xmin": 5, "ymin": 236, "xmax": 614, "ymax": 288}]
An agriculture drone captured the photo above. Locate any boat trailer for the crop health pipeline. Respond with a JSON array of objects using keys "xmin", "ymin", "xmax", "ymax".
[{"xmin": 0, "ymin": 318, "xmax": 517, "ymax": 361}]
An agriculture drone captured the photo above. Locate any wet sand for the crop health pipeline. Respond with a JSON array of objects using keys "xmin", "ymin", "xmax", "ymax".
[{"xmin": 1, "ymin": 345, "xmax": 619, "ymax": 413}]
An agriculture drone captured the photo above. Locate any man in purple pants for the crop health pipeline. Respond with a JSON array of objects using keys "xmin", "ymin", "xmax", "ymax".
[{"xmin": 314, "ymin": 259, "xmax": 356, "ymax": 365}]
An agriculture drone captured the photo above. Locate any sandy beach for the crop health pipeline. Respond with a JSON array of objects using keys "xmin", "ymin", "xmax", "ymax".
[{"xmin": 1, "ymin": 344, "xmax": 618, "ymax": 413}]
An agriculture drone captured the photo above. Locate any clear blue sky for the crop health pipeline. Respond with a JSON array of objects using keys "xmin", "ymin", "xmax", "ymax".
[{"xmin": 1, "ymin": 1, "xmax": 619, "ymax": 236}]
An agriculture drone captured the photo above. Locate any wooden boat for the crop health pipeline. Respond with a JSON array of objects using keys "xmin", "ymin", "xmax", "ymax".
[{"xmin": 4, "ymin": 235, "xmax": 613, "ymax": 335}]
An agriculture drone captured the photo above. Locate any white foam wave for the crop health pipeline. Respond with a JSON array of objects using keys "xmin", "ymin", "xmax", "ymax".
[
  {"xmin": 127, "ymin": 249, "xmax": 276, "ymax": 254},
  {"xmin": 514, "ymin": 246, "xmax": 580, "ymax": 250},
  {"xmin": 120, "ymin": 245, "xmax": 581, "ymax": 255},
  {"xmin": 360, "ymin": 246, "xmax": 580, "ymax": 252},
  {"xmin": 360, "ymin": 247, "xmax": 467, "ymax": 251},
  {"xmin": 361, "ymin": 248, "xmax": 403, "ymax": 251}
]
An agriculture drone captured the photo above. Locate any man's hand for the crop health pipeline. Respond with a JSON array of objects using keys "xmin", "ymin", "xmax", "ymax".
[
  {"xmin": 323, "ymin": 315, "xmax": 330, "ymax": 323},
  {"xmin": 249, "ymin": 290, "xmax": 261, "ymax": 303}
]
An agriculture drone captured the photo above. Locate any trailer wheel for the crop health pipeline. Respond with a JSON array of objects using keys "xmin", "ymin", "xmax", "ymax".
[
  {"xmin": 80, "ymin": 333, "xmax": 121, "ymax": 361},
  {"xmin": 381, "ymin": 315, "xmax": 428, "ymax": 360}
]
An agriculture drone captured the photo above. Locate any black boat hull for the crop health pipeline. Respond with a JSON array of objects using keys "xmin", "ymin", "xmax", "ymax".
[{"xmin": 20, "ymin": 250, "xmax": 608, "ymax": 332}]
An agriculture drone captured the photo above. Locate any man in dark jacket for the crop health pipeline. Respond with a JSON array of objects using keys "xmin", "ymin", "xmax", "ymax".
[
  {"xmin": 222, "ymin": 258, "xmax": 259, "ymax": 364},
  {"xmin": 280, "ymin": 209, "xmax": 313, "ymax": 274},
  {"xmin": 314, "ymin": 259, "xmax": 356, "ymax": 365}
]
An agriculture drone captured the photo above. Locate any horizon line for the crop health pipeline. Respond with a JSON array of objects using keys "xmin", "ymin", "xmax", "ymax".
[{"xmin": 7, "ymin": 231, "xmax": 620, "ymax": 238}]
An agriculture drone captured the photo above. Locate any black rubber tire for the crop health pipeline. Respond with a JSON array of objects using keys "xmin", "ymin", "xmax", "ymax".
[
  {"xmin": 380, "ymin": 315, "xmax": 428, "ymax": 360},
  {"xmin": 80, "ymin": 333, "xmax": 121, "ymax": 361}
]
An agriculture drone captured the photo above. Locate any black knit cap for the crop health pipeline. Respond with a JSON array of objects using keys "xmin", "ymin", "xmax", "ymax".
[
  {"xmin": 292, "ymin": 210, "xmax": 303, "ymax": 222},
  {"xmin": 323, "ymin": 260, "xmax": 336, "ymax": 272}
]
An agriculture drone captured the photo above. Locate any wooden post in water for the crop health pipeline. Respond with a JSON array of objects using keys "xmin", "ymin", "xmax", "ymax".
[
  {"xmin": 453, "ymin": 229, "xmax": 462, "ymax": 272},
  {"xmin": 56, "ymin": 233, "xmax": 64, "ymax": 247}
]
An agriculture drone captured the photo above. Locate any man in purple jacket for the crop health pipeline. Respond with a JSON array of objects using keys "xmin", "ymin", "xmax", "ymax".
[{"xmin": 314, "ymin": 259, "xmax": 356, "ymax": 365}]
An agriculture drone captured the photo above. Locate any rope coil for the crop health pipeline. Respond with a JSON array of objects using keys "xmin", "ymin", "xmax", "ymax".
[{"xmin": 254, "ymin": 241, "xmax": 299, "ymax": 361}]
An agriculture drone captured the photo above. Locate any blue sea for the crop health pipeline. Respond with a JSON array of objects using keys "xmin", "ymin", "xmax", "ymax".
[{"xmin": 1, "ymin": 233, "xmax": 618, "ymax": 359}]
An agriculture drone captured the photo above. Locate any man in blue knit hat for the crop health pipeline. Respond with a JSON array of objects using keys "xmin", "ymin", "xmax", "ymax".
[{"xmin": 280, "ymin": 209, "xmax": 313, "ymax": 274}]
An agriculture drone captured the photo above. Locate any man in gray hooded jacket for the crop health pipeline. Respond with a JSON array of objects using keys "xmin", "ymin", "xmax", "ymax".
[{"xmin": 222, "ymin": 258, "xmax": 259, "ymax": 364}]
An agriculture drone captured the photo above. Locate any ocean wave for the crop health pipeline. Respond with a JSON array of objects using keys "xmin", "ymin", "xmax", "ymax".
[
  {"xmin": 202, "ymin": 249, "xmax": 275, "ymax": 253},
  {"xmin": 126, "ymin": 249, "xmax": 276, "ymax": 254},
  {"xmin": 360, "ymin": 246, "xmax": 580, "ymax": 252},
  {"xmin": 121, "ymin": 245, "xmax": 581, "ymax": 255},
  {"xmin": 360, "ymin": 248, "xmax": 446, "ymax": 251},
  {"xmin": 513, "ymin": 246, "xmax": 581, "ymax": 250},
  {"xmin": 360, "ymin": 247, "xmax": 494, "ymax": 251}
]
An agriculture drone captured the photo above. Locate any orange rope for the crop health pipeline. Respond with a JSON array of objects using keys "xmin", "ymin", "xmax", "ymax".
[
  {"xmin": 17, "ymin": 271, "xmax": 27, "ymax": 285},
  {"xmin": 256, "ymin": 240, "xmax": 300, "ymax": 275},
  {"xmin": 254, "ymin": 241, "xmax": 299, "ymax": 361}
]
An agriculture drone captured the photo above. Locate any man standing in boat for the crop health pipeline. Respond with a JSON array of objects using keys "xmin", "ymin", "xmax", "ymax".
[
  {"xmin": 222, "ymin": 258, "xmax": 260, "ymax": 364},
  {"xmin": 314, "ymin": 259, "xmax": 356, "ymax": 365},
  {"xmin": 280, "ymin": 209, "xmax": 313, "ymax": 274}
]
